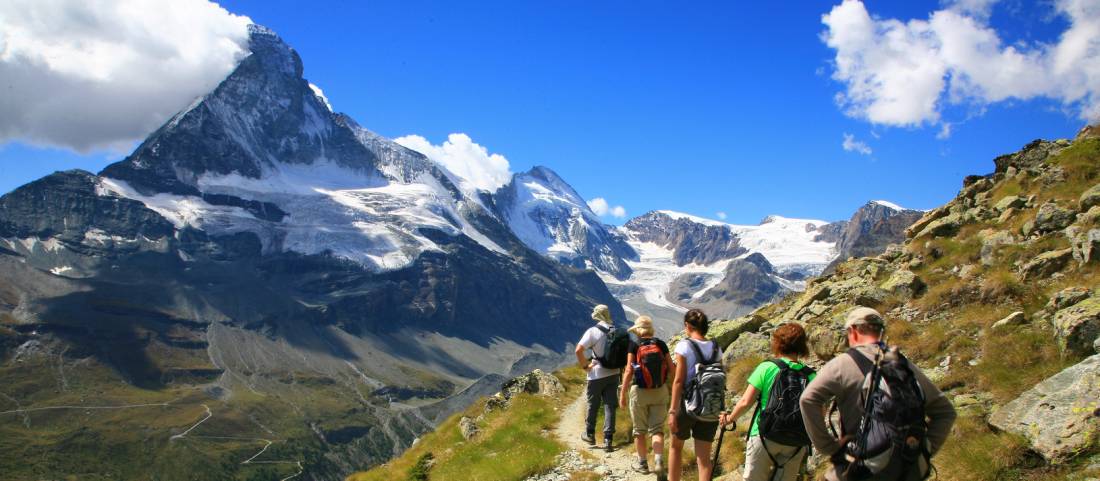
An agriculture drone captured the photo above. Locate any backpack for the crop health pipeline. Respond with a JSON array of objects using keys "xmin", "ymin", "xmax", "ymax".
[
  {"xmin": 751, "ymin": 359, "xmax": 815, "ymax": 447},
  {"xmin": 683, "ymin": 340, "xmax": 726, "ymax": 422},
  {"xmin": 594, "ymin": 324, "xmax": 630, "ymax": 370},
  {"xmin": 840, "ymin": 344, "xmax": 930, "ymax": 479},
  {"xmin": 632, "ymin": 339, "xmax": 670, "ymax": 389}
]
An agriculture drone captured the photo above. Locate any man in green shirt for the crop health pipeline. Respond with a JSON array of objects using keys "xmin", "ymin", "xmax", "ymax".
[{"xmin": 720, "ymin": 323, "xmax": 814, "ymax": 481}]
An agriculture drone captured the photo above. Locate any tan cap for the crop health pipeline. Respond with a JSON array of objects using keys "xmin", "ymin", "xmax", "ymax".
[
  {"xmin": 591, "ymin": 304, "xmax": 612, "ymax": 324},
  {"xmin": 627, "ymin": 316, "xmax": 654, "ymax": 336},
  {"xmin": 845, "ymin": 307, "xmax": 886, "ymax": 329}
]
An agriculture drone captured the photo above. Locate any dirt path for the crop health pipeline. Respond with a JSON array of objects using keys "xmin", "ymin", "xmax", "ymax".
[{"xmin": 541, "ymin": 393, "xmax": 659, "ymax": 481}]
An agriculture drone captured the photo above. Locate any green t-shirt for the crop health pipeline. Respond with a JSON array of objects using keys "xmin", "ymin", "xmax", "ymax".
[{"xmin": 745, "ymin": 358, "xmax": 816, "ymax": 437}]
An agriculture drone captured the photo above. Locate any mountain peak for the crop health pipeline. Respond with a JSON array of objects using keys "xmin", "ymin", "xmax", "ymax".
[
  {"xmin": 869, "ymin": 199, "xmax": 908, "ymax": 211},
  {"xmin": 245, "ymin": 24, "xmax": 302, "ymax": 78}
]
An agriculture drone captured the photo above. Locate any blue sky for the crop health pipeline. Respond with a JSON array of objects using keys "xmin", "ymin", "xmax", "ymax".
[{"xmin": 0, "ymin": 0, "xmax": 1093, "ymax": 225}]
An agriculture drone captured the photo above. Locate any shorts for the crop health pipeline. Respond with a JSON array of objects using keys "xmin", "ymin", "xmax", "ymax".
[
  {"xmin": 674, "ymin": 409, "xmax": 718, "ymax": 442},
  {"xmin": 629, "ymin": 385, "xmax": 670, "ymax": 436}
]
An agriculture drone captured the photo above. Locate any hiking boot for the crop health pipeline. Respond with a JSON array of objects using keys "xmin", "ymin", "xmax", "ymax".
[
  {"xmin": 653, "ymin": 458, "xmax": 664, "ymax": 476},
  {"xmin": 580, "ymin": 433, "xmax": 595, "ymax": 445},
  {"xmin": 603, "ymin": 437, "xmax": 613, "ymax": 452},
  {"xmin": 631, "ymin": 458, "xmax": 649, "ymax": 474}
]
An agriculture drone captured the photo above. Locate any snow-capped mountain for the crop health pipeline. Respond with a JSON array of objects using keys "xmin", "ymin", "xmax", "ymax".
[
  {"xmin": 605, "ymin": 210, "xmax": 837, "ymax": 334},
  {"xmin": 820, "ymin": 200, "xmax": 925, "ymax": 273},
  {"xmin": 493, "ymin": 166, "xmax": 637, "ymax": 279}
]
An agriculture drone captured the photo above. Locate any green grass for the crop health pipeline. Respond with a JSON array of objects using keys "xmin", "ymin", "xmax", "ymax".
[{"xmin": 349, "ymin": 367, "xmax": 586, "ymax": 481}]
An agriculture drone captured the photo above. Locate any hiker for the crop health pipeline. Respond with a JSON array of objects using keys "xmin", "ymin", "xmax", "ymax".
[
  {"xmin": 719, "ymin": 322, "xmax": 815, "ymax": 481},
  {"xmin": 575, "ymin": 304, "xmax": 628, "ymax": 452},
  {"xmin": 618, "ymin": 315, "xmax": 673, "ymax": 475},
  {"xmin": 799, "ymin": 307, "xmax": 957, "ymax": 481},
  {"xmin": 668, "ymin": 308, "xmax": 725, "ymax": 481}
]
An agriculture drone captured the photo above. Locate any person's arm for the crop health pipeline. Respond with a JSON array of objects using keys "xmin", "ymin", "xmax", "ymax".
[
  {"xmin": 724, "ymin": 385, "xmax": 759, "ymax": 426},
  {"xmin": 668, "ymin": 352, "xmax": 687, "ymax": 433},
  {"xmin": 915, "ymin": 365, "xmax": 957, "ymax": 455},
  {"xmin": 799, "ymin": 360, "xmax": 844, "ymax": 456},
  {"xmin": 619, "ymin": 353, "xmax": 635, "ymax": 408},
  {"xmin": 575, "ymin": 343, "xmax": 591, "ymax": 371}
]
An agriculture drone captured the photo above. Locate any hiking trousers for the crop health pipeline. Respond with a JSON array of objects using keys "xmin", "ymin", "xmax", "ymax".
[
  {"xmin": 585, "ymin": 374, "xmax": 620, "ymax": 438},
  {"xmin": 743, "ymin": 436, "xmax": 806, "ymax": 481}
]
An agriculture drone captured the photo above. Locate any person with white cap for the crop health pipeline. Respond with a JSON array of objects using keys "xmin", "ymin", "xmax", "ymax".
[
  {"xmin": 618, "ymin": 316, "xmax": 673, "ymax": 475},
  {"xmin": 575, "ymin": 304, "xmax": 628, "ymax": 452},
  {"xmin": 799, "ymin": 307, "xmax": 956, "ymax": 481}
]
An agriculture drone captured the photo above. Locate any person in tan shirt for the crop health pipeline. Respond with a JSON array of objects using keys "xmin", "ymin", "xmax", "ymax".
[{"xmin": 799, "ymin": 307, "xmax": 956, "ymax": 481}]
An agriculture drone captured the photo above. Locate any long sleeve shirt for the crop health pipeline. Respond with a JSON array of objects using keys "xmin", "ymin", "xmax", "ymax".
[{"xmin": 799, "ymin": 343, "xmax": 957, "ymax": 459}]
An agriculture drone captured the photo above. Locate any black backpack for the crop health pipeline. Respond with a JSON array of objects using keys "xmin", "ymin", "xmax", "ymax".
[
  {"xmin": 840, "ymin": 344, "xmax": 930, "ymax": 479},
  {"xmin": 595, "ymin": 324, "xmax": 630, "ymax": 369},
  {"xmin": 751, "ymin": 359, "xmax": 815, "ymax": 447}
]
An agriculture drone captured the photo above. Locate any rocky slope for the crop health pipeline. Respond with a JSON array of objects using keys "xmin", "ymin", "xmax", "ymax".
[
  {"xmin": 821, "ymin": 200, "xmax": 925, "ymax": 272},
  {"xmin": 0, "ymin": 25, "xmax": 625, "ymax": 481},
  {"xmin": 708, "ymin": 126, "xmax": 1100, "ymax": 480}
]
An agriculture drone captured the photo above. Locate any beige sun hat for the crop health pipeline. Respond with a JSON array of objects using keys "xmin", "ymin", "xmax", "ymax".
[
  {"xmin": 591, "ymin": 304, "xmax": 612, "ymax": 324},
  {"xmin": 627, "ymin": 316, "xmax": 655, "ymax": 337},
  {"xmin": 844, "ymin": 307, "xmax": 886, "ymax": 329}
]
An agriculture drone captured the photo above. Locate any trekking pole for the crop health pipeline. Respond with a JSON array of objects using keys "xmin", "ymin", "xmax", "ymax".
[{"xmin": 712, "ymin": 422, "xmax": 737, "ymax": 474}]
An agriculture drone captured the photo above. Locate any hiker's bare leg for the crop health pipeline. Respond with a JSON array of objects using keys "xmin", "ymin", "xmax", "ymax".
[
  {"xmin": 693, "ymin": 439, "xmax": 713, "ymax": 481},
  {"xmin": 669, "ymin": 436, "xmax": 684, "ymax": 481},
  {"xmin": 652, "ymin": 432, "xmax": 665, "ymax": 469},
  {"xmin": 635, "ymin": 433, "xmax": 646, "ymax": 458}
]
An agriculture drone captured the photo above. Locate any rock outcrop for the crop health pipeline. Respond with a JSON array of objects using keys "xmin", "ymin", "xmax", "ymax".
[{"xmin": 990, "ymin": 354, "xmax": 1100, "ymax": 462}]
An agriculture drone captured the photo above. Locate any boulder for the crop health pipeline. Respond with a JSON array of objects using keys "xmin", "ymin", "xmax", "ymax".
[
  {"xmin": 879, "ymin": 270, "xmax": 925, "ymax": 299},
  {"xmin": 1051, "ymin": 296, "xmax": 1100, "ymax": 356},
  {"xmin": 994, "ymin": 195, "xmax": 1027, "ymax": 212},
  {"xmin": 721, "ymin": 331, "xmax": 770, "ymax": 365},
  {"xmin": 1033, "ymin": 202, "xmax": 1077, "ymax": 233},
  {"xmin": 1047, "ymin": 287, "xmax": 1092, "ymax": 312},
  {"xmin": 1080, "ymin": 183, "xmax": 1100, "ymax": 212},
  {"xmin": 1066, "ymin": 226, "xmax": 1100, "ymax": 265},
  {"xmin": 914, "ymin": 212, "xmax": 963, "ymax": 239},
  {"xmin": 992, "ymin": 311, "xmax": 1028, "ymax": 329},
  {"xmin": 1020, "ymin": 248, "xmax": 1073, "ymax": 281},
  {"xmin": 905, "ymin": 206, "xmax": 950, "ymax": 238},
  {"xmin": 458, "ymin": 416, "xmax": 479, "ymax": 440},
  {"xmin": 989, "ymin": 354, "xmax": 1100, "ymax": 462},
  {"xmin": 997, "ymin": 207, "xmax": 1017, "ymax": 224},
  {"xmin": 980, "ymin": 231, "xmax": 1017, "ymax": 266},
  {"xmin": 707, "ymin": 314, "xmax": 766, "ymax": 349},
  {"xmin": 501, "ymin": 369, "xmax": 564, "ymax": 400},
  {"xmin": 1079, "ymin": 206, "xmax": 1100, "ymax": 225}
]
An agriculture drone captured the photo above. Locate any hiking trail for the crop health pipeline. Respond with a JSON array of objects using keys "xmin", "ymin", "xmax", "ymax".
[{"xmin": 527, "ymin": 392, "xmax": 655, "ymax": 481}]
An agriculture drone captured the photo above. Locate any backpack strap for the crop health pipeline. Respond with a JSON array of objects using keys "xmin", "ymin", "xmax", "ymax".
[
  {"xmin": 769, "ymin": 358, "xmax": 790, "ymax": 371},
  {"xmin": 595, "ymin": 324, "xmax": 610, "ymax": 334},
  {"xmin": 846, "ymin": 348, "xmax": 874, "ymax": 376},
  {"xmin": 687, "ymin": 339, "xmax": 714, "ymax": 364}
]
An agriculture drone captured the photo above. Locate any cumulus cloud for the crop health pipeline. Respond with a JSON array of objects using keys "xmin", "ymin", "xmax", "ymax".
[
  {"xmin": 716, "ymin": 211, "xmax": 728, "ymax": 220},
  {"xmin": 0, "ymin": 0, "xmax": 252, "ymax": 152},
  {"xmin": 587, "ymin": 198, "xmax": 627, "ymax": 218},
  {"xmin": 842, "ymin": 133, "xmax": 873, "ymax": 155},
  {"xmin": 394, "ymin": 133, "xmax": 512, "ymax": 192},
  {"xmin": 821, "ymin": 0, "xmax": 1100, "ymax": 127}
]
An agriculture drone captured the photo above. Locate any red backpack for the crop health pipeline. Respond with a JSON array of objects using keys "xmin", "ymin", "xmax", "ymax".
[{"xmin": 633, "ymin": 339, "xmax": 670, "ymax": 389}]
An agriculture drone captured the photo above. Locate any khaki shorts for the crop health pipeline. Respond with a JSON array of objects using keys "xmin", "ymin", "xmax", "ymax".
[{"xmin": 628, "ymin": 385, "xmax": 670, "ymax": 436}]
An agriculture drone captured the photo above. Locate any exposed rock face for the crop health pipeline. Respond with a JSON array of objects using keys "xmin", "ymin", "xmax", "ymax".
[
  {"xmin": 1034, "ymin": 202, "xmax": 1077, "ymax": 233},
  {"xmin": 1020, "ymin": 248, "xmax": 1074, "ymax": 281},
  {"xmin": 676, "ymin": 253, "xmax": 787, "ymax": 319},
  {"xmin": 624, "ymin": 211, "xmax": 746, "ymax": 266},
  {"xmin": 493, "ymin": 166, "xmax": 637, "ymax": 280},
  {"xmin": 458, "ymin": 417, "xmax": 479, "ymax": 440},
  {"xmin": 501, "ymin": 369, "xmax": 565, "ymax": 399},
  {"xmin": 824, "ymin": 201, "xmax": 924, "ymax": 272},
  {"xmin": 1051, "ymin": 296, "xmax": 1100, "ymax": 356},
  {"xmin": 1080, "ymin": 183, "xmax": 1100, "ymax": 211},
  {"xmin": 990, "ymin": 354, "xmax": 1100, "ymax": 462}
]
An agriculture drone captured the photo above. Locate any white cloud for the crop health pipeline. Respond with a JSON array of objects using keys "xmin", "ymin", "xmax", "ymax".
[
  {"xmin": 821, "ymin": 0, "xmax": 1100, "ymax": 127},
  {"xmin": 0, "ymin": 0, "xmax": 252, "ymax": 152},
  {"xmin": 842, "ymin": 133, "xmax": 873, "ymax": 155},
  {"xmin": 394, "ymin": 133, "xmax": 512, "ymax": 192},
  {"xmin": 587, "ymin": 198, "xmax": 627, "ymax": 218},
  {"xmin": 936, "ymin": 122, "xmax": 953, "ymax": 139},
  {"xmin": 716, "ymin": 211, "xmax": 728, "ymax": 220}
]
